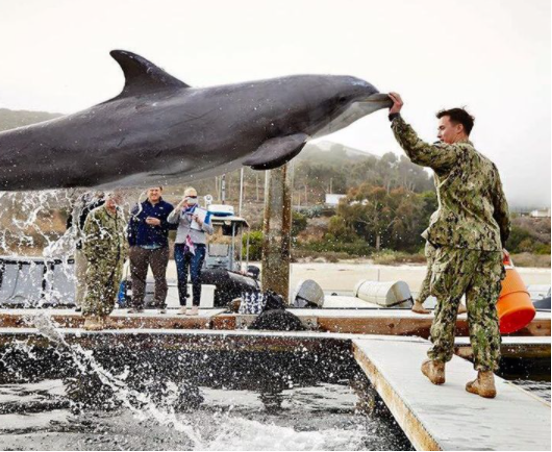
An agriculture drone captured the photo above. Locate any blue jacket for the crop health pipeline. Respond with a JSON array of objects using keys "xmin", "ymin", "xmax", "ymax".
[{"xmin": 127, "ymin": 198, "xmax": 176, "ymax": 247}]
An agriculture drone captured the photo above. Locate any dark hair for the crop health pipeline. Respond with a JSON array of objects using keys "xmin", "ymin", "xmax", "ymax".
[{"xmin": 436, "ymin": 108, "xmax": 475, "ymax": 135}]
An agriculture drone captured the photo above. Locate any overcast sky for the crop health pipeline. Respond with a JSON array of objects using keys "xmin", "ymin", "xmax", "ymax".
[{"xmin": 0, "ymin": 0, "xmax": 549, "ymax": 208}]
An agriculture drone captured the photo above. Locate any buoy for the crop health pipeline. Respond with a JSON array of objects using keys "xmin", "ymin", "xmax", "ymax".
[{"xmin": 496, "ymin": 255, "xmax": 536, "ymax": 334}]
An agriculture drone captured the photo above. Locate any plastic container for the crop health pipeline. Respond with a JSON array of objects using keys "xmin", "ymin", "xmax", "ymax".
[{"xmin": 497, "ymin": 255, "xmax": 536, "ymax": 334}]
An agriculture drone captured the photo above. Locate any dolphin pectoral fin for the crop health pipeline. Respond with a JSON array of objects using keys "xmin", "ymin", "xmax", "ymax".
[
  {"xmin": 244, "ymin": 133, "xmax": 308, "ymax": 170},
  {"xmin": 109, "ymin": 50, "xmax": 190, "ymax": 99}
]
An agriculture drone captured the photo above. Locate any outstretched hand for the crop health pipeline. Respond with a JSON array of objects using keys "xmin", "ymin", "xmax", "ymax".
[{"xmin": 389, "ymin": 92, "xmax": 404, "ymax": 115}]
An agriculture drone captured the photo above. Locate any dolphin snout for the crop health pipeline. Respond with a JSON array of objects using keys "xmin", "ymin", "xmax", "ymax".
[{"xmin": 365, "ymin": 93, "xmax": 393, "ymax": 108}]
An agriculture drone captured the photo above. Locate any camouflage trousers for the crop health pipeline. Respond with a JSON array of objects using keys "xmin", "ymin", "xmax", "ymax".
[
  {"xmin": 82, "ymin": 258, "xmax": 124, "ymax": 317},
  {"xmin": 428, "ymin": 245, "xmax": 504, "ymax": 372},
  {"xmin": 415, "ymin": 242, "xmax": 437, "ymax": 304}
]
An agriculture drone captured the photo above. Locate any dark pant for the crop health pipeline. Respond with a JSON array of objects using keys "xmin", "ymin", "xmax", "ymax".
[
  {"xmin": 129, "ymin": 246, "xmax": 170, "ymax": 309},
  {"xmin": 174, "ymin": 243, "xmax": 206, "ymax": 307}
]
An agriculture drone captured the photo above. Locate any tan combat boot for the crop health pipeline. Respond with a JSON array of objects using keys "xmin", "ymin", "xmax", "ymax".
[
  {"xmin": 83, "ymin": 316, "xmax": 103, "ymax": 331},
  {"xmin": 466, "ymin": 371, "xmax": 497, "ymax": 399},
  {"xmin": 411, "ymin": 301, "xmax": 430, "ymax": 315},
  {"xmin": 421, "ymin": 359, "xmax": 445, "ymax": 385}
]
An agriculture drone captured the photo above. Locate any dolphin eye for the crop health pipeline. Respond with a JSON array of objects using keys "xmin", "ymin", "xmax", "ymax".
[{"xmin": 338, "ymin": 95, "xmax": 348, "ymax": 103}]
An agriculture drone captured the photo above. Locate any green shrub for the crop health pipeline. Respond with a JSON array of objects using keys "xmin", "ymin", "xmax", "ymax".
[
  {"xmin": 291, "ymin": 211, "xmax": 308, "ymax": 237},
  {"xmin": 242, "ymin": 230, "xmax": 264, "ymax": 261}
]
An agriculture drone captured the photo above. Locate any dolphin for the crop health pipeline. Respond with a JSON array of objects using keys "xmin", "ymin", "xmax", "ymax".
[{"xmin": 0, "ymin": 50, "xmax": 392, "ymax": 191}]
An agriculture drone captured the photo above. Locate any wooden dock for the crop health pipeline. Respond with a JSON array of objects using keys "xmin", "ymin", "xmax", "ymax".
[
  {"xmin": 0, "ymin": 327, "xmax": 549, "ymax": 451},
  {"xmin": 1, "ymin": 308, "xmax": 550, "ymax": 338},
  {"xmin": 352, "ymin": 337, "xmax": 551, "ymax": 451}
]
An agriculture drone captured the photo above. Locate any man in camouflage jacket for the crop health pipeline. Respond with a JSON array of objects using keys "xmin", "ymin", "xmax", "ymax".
[
  {"xmin": 82, "ymin": 191, "xmax": 128, "ymax": 330},
  {"xmin": 388, "ymin": 93, "xmax": 510, "ymax": 398}
]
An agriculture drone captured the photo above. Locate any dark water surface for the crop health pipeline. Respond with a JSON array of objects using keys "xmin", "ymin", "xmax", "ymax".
[{"xmin": 0, "ymin": 335, "xmax": 413, "ymax": 451}]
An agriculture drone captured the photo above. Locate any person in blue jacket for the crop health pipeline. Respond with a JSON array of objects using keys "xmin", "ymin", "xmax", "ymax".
[{"xmin": 127, "ymin": 187, "xmax": 176, "ymax": 313}]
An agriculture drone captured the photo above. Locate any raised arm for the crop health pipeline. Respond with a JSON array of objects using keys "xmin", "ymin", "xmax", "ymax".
[
  {"xmin": 388, "ymin": 92, "xmax": 462, "ymax": 172},
  {"xmin": 391, "ymin": 116, "xmax": 462, "ymax": 171},
  {"xmin": 161, "ymin": 203, "xmax": 179, "ymax": 231},
  {"xmin": 167, "ymin": 202, "xmax": 184, "ymax": 224}
]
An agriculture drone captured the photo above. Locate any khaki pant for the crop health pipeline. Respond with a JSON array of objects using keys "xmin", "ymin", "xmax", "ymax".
[{"xmin": 129, "ymin": 246, "xmax": 170, "ymax": 309}]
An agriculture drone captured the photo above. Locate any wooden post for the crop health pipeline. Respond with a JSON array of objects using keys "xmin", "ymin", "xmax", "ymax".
[{"xmin": 262, "ymin": 164, "xmax": 292, "ymax": 301}]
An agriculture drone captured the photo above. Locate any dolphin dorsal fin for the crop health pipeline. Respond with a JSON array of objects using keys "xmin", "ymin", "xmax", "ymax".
[{"xmin": 110, "ymin": 50, "xmax": 190, "ymax": 99}]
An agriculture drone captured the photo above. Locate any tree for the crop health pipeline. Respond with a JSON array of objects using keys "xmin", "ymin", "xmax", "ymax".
[{"xmin": 336, "ymin": 183, "xmax": 436, "ymax": 252}]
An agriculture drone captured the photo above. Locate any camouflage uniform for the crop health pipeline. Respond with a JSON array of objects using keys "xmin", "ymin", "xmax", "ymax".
[
  {"xmin": 391, "ymin": 115, "xmax": 510, "ymax": 371},
  {"xmin": 416, "ymin": 241, "xmax": 436, "ymax": 305},
  {"xmin": 82, "ymin": 205, "xmax": 128, "ymax": 318}
]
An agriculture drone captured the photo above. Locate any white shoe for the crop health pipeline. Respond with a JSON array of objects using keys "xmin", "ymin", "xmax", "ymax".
[
  {"xmin": 177, "ymin": 307, "xmax": 188, "ymax": 315},
  {"xmin": 188, "ymin": 306, "xmax": 199, "ymax": 316}
]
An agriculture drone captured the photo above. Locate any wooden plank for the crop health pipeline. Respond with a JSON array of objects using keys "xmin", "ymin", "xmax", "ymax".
[
  {"xmin": 0, "ymin": 309, "xmax": 225, "ymax": 330},
  {"xmin": 352, "ymin": 338, "xmax": 551, "ymax": 451},
  {"xmin": 454, "ymin": 336, "xmax": 551, "ymax": 360},
  {"xmin": 1, "ymin": 309, "xmax": 550, "ymax": 338},
  {"xmin": 296, "ymin": 309, "xmax": 551, "ymax": 338}
]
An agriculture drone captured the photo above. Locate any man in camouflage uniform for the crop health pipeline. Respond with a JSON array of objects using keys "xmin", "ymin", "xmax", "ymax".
[
  {"xmin": 82, "ymin": 191, "xmax": 128, "ymax": 330},
  {"xmin": 388, "ymin": 93, "xmax": 510, "ymax": 398}
]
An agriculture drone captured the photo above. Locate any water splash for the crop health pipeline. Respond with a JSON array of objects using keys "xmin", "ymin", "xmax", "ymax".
[
  {"xmin": 199, "ymin": 417, "xmax": 366, "ymax": 451},
  {"xmin": 28, "ymin": 313, "xmax": 204, "ymax": 447},
  {"xmin": 0, "ymin": 190, "xmax": 74, "ymax": 255}
]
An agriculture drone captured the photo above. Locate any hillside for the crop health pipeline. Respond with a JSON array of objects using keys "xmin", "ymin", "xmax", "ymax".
[{"xmin": 0, "ymin": 108, "xmax": 62, "ymax": 132}]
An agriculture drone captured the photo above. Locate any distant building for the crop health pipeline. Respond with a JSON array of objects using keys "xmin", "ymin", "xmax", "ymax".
[
  {"xmin": 530, "ymin": 208, "xmax": 551, "ymax": 218},
  {"xmin": 325, "ymin": 194, "xmax": 346, "ymax": 207}
]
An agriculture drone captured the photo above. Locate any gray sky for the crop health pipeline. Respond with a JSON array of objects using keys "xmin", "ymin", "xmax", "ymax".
[{"xmin": 0, "ymin": 0, "xmax": 549, "ymax": 208}]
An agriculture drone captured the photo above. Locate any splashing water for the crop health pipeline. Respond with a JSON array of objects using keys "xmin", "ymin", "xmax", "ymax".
[
  {"xmin": 0, "ymin": 190, "xmax": 75, "ymax": 255},
  {"xmin": 198, "ymin": 417, "xmax": 367, "ymax": 451},
  {"xmin": 0, "ymin": 189, "xmax": 144, "ymax": 308},
  {"xmin": 0, "ymin": 314, "xmax": 404, "ymax": 451},
  {"xmin": 28, "ymin": 313, "xmax": 205, "ymax": 447}
]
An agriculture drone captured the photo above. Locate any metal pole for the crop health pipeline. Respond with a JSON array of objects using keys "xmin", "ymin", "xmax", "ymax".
[
  {"xmin": 262, "ymin": 164, "xmax": 292, "ymax": 302},
  {"xmin": 239, "ymin": 168, "xmax": 244, "ymax": 216},
  {"xmin": 221, "ymin": 174, "xmax": 226, "ymax": 204}
]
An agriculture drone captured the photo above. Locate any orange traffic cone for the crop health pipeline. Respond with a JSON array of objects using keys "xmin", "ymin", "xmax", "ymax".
[{"xmin": 497, "ymin": 254, "xmax": 536, "ymax": 334}]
